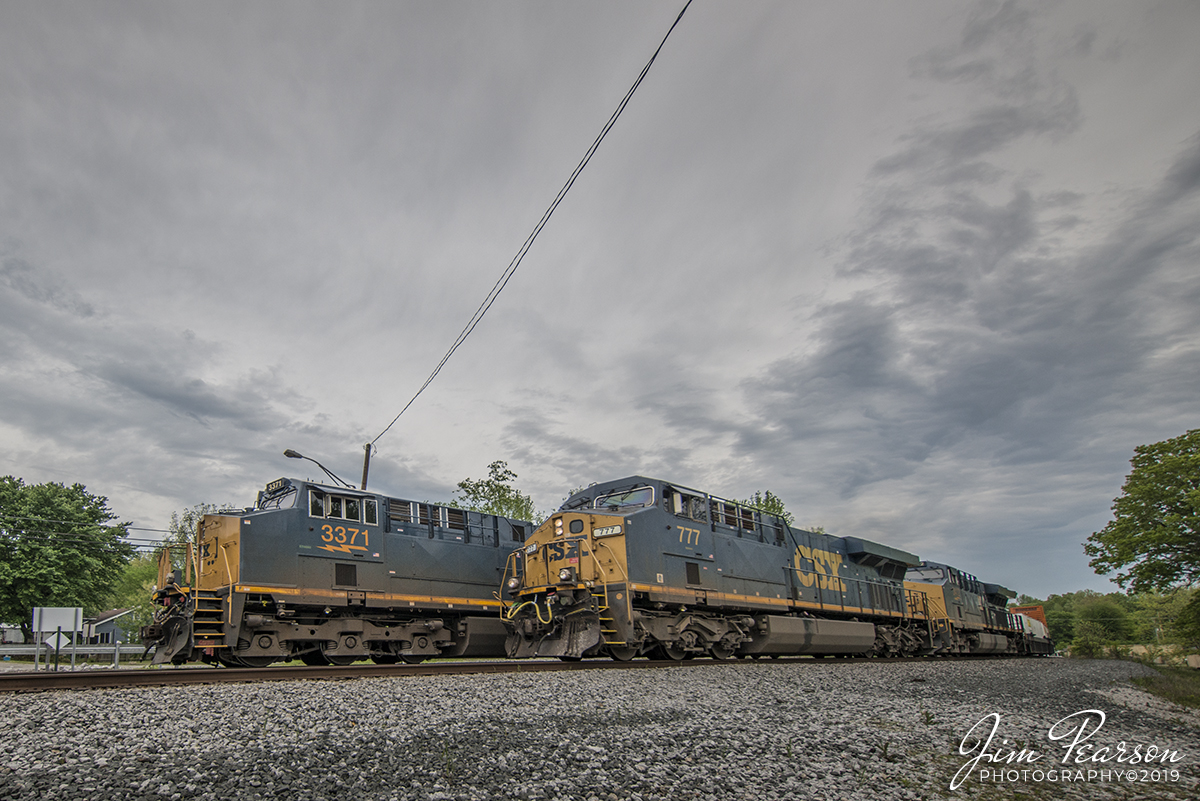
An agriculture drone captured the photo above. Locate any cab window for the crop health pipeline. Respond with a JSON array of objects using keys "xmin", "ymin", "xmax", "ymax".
[
  {"xmin": 594, "ymin": 486, "xmax": 654, "ymax": 511},
  {"xmin": 309, "ymin": 491, "xmax": 377, "ymax": 525}
]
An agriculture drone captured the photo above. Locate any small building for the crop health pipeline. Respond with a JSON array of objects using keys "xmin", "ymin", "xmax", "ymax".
[
  {"xmin": 0, "ymin": 625, "xmax": 22, "ymax": 644},
  {"xmin": 83, "ymin": 609, "xmax": 134, "ymax": 645}
]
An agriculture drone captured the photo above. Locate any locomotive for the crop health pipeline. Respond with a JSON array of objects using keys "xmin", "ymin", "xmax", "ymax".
[
  {"xmin": 141, "ymin": 476, "xmax": 532, "ymax": 666},
  {"xmin": 501, "ymin": 476, "xmax": 1053, "ymax": 660}
]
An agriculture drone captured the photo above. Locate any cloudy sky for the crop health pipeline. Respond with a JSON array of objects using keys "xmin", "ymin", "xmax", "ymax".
[{"xmin": 2, "ymin": 0, "xmax": 1198, "ymax": 600}]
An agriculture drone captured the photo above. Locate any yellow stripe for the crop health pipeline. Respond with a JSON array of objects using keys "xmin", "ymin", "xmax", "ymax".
[
  {"xmin": 629, "ymin": 583, "xmax": 910, "ymax": 617},
  {"xmin": 237, "ymin": 584, "xmax": 301, "ymax": 595},
  {"xmin": 234, "ymin": 584, "xmax": 501, "ymax": 609}
]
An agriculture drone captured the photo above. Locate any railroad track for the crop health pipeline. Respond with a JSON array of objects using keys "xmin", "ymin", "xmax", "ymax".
[{"xmin": 0, "ymin": 653, "xmax": 1018, "ymax": 693}]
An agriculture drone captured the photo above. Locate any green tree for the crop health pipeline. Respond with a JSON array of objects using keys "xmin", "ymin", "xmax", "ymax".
[
  {"xmin": 1045, "ymin": 608, "xmax": 1076, "ymax": 644},
  {"xmin": 1071, "ymin": 620, "xmax": 1109, "ymax": 659},
  {"xmin": 1041, "ymin": 590, "xmax": 1105, "ymax": 644},
  {"xmin": 1131, "ymin": 589, "xmax": 1192, "ymax": 645},
  {"xmin": 0, "ymin": 477, "xmax": 134, "ymax": 641},
  {"xmin": 101, "ymin": 554, "xmax": 159, "ymax": 641},
  {"xmin": 738, "ymin": 490, "xmax": 795, "ymax": 525},
  {"xmin": 1077, "ymin": 598, "xmax": 1133, "ymax": 642},
  {"xmin": 1172, "ymin": 591, "xmax": 1200, "ymax": 651},
  {"xmin": 161, "ymin": 503, "xmax": 228, "ymax": 577},
  {"xmin": 451, "ymin": 461, "xmax": 543, "ymax": 523},
  {"xmin": 1085, "ymin": 429, "xmax": 1200, "ymax": 592}
]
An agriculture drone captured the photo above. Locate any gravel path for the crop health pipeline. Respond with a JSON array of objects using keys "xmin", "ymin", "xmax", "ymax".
[{"xmin": 0, "ymin": 658, "xmax": 1196, "ymax": 801}]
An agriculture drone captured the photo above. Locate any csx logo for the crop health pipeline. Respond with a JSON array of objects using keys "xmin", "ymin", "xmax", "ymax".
[
  {"xmin": 544, "ymin": 541, "xmax": 579, "ymax": 561},
  {"xmin": 793, "ymin": 545, "xmax": 846, "ymax": 591}
]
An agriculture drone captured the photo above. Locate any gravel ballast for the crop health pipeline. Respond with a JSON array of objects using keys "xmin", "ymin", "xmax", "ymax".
[{"xmin": 1, "ymin": 658, "xmax": 1197, "ymax": 800}]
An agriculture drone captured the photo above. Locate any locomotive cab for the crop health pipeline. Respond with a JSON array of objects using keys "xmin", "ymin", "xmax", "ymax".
[{"xmin": 502, "ymin": 484, "xmax": 642, "ymax": 660}]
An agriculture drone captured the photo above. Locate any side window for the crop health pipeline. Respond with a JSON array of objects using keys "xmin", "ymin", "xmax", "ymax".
[
  {"xmin": 669, "ymin": 490, "xmax": 708, "ymax": 523},
  {"xmin": 365, "ymin": 499, "xmax": 378, "ymax": 526},
  {"xmin": 512, "ymin": 524, "xmax": 526, "ymax": 543},
  {"xmin": 310, "ymin": 491, "xmax": 325, "ymax": 518},
  {"xmin": 329, "ymin": 496, "xmax": 343, "ymax": 519},
  {"xmin": 344, "ymin": 497, "xmax": 361, "ymax": 522}
]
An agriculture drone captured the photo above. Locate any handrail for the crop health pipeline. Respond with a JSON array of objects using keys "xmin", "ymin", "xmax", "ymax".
[{"xmin": 590, "ymin": 537, "xmax": 630, "ymax": 584}]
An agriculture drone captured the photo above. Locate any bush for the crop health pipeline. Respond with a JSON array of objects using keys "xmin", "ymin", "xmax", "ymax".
[{"xmin": 1071, "ymin": 620, "xmax": 1110, "ymax": 658}]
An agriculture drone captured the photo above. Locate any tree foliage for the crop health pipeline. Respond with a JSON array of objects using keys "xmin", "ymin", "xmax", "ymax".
[
  {"xmin": 100, "ymin": 554, "xmax": 159, "ymax": 641},
  {"xmin": 168, "ymin": 503, "xmax": 227, "ymax": 546},
  {"xmin": 738, "ymin": 490, "xmax": 795, "ymax": 525},
  {"xmin": 1173, "ymin": 592, "xmax": 1200, "ymax": 651},
  {"xmin": 451, "ymin": 461, "xmax": 542, "ymax": 524},
  {"xmin": 161, "ymin": 503, "xmax": 227, "ymax": 577},
  {"xmin": 1076, "ymin": 598, "xmax": 1133, "ymax": 642},
  {"xmin": 1025, "ymin": 588, "xmax": 1200, "ymax": 655},
  {"xmin": 0, "ymin": 476, "xmax": 134, "ymax": 641},
  {"xmin": 1085, "ymin": 429, "xmax": 1200, "ymax": 593}
]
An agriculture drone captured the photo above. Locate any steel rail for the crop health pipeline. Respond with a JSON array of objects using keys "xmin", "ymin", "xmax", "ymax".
[{"xmin": 0, "ymin": 653, "xmax": 1029, "ymax": 694}]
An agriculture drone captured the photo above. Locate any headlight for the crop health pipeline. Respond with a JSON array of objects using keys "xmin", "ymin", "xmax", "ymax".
[
  {"xmin": 506, "ymin": 577, "xmax": 522, "ymax": 591},
  {"xmin": 558, "ymin": 568, "xmax": 574, "ymax": 582}
]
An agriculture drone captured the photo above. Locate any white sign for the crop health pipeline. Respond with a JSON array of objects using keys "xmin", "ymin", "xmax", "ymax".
[
  {"xmin": 44, "ymin": 631, "xmax": 71, "ymax": 651},
  {"xmin": 32, "ymin": 607, "xmax": 83, "ymax": 633}
]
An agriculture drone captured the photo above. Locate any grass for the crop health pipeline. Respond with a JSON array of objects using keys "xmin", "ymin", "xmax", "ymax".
[{"xmin": 1131, "ymin": 665, "xmax": 1200, "ymax": 709}]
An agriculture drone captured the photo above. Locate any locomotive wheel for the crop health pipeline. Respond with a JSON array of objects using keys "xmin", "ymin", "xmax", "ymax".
[
  {"xmin": 651, "ymin": 644, "xmax": 687, "ymax": 661},
  {"xmin": 709, "ymin": 644, "xmax": 735, "ymax": 661},
  {"xmin": 318, "ymin": 642, "xmax": 358, "ymax": 666},
  {"xmin": 400, "ymin": 655, "xmax": 427, "ymax": 664},
  {"xmin": 232, "ymin": 656, "xmax": 276, "ymax": 668},
  {"xmin": 299, "ymin": 650, "xmax": 330, "ymax": 666},
  {"xmin": 608, "ymin": 646, "xmax": 639, "ymax": 662}
]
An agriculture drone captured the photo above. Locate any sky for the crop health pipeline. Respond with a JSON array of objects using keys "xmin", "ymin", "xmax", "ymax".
[{"xmin": 1, "ymin": 0, "xmax": 1198, "ymax": 601}]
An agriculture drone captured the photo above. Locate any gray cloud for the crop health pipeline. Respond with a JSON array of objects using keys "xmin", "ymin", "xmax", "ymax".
[{"xmin": 1, "ymin": 1, "xmax": 1197, "ymax": 600}]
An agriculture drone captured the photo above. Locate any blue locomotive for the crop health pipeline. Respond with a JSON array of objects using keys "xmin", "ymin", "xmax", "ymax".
[
  {"xmin": 142, "ymin": 477, "xmax": 532, "ymax": 666},
  {"xmin": 502, "ymin": 476, "xmax": 1052, "ymax": 660}
]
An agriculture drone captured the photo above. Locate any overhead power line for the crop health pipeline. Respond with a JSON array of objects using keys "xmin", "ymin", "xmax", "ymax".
[
  {"xmin": 0, "ymin": 513, "xmax": 170, "ymax": 535},
  {"xmin": 372, "ymin": 0, "xmax": 694, "ymax": 446}
]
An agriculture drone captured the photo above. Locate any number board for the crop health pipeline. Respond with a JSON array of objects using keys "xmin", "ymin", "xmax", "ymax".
[{"xmin": 298, "ymin": 522, "xmax": 384, "ymax": 562}]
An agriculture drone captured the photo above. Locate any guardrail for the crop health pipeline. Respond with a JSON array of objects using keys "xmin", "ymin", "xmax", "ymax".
[{"xmin": 0, "ymin": 644, "xmax": 145, "ymax": 659}]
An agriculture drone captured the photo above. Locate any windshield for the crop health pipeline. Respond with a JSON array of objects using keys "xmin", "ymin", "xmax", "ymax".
[
  {"xmin": 257, "ymin": 479, "xmax": 298, "ymax": 510},
  {"xmin": 907, "ymin": 565, "xmax": 947, "ymax": 583},
  {"xmin": 593, "ymin": 486, "xmax": 655, "ymax": 511}
]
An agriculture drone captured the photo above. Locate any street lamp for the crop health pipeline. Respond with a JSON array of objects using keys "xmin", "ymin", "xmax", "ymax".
[{"xmin": 283, "ymin": 450, "xmax": 354, "ymax": 489}]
